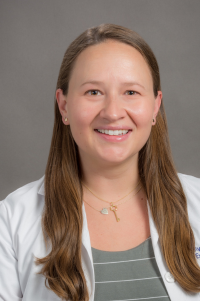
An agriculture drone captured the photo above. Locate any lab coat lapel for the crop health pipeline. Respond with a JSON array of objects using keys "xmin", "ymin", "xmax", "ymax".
[
  {"xmin": 147, "ymin": 202, "xmax": 199, "ymax": 301},
  {"xmin": 81, "ymin": 202, "xmax": 95, "ymax": 301}
]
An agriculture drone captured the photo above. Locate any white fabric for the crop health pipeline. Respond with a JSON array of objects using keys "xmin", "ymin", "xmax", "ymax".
[{"xmin": 0, "ymin": 173, "xmax": 200, "ymax": 301}]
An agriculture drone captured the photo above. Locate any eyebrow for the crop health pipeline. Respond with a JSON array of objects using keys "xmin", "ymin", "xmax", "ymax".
[{"xmin": 80, "ymin": 80, "xmax": 145, "ymax": 90}]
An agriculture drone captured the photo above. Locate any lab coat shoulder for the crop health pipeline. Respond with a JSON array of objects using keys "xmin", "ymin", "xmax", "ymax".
[
  {"xmin": 178, "ymin": 173, "xmax": 200, "ymax": 262},
  {"xmin": 178, "ymin": 173, "xmax": 200, "ymax": 224},
  {"xmin": 1, "ymin": 175, "xmax": 45, "ymax": 252},
  {"xmin": 0, "ymin": 175, "xmax": 47, "ymax": 301}
]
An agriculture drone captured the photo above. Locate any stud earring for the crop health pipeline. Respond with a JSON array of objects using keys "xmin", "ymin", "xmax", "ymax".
[{"xmin": 64, "ymin": 117, "xmax": 68, "ymax": 122}]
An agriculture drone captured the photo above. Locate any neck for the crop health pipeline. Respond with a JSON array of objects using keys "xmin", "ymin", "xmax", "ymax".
[{"xmin": 80, "ymin": 152, "xmax": 140, "ymax": 202}]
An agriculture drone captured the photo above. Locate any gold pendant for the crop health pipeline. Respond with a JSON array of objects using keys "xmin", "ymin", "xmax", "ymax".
[{"xmin": 110, "ymin": 202, "xmax": 120, "ymax": 222}]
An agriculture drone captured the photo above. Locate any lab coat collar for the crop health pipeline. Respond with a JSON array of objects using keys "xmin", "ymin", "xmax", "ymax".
[{"xmin": 38, "ymin": 180, "xmax": 45, "ymax": 196}]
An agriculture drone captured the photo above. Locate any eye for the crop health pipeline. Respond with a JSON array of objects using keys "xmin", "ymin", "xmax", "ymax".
[
  {"xmin": 86, "ymin": 90, "xmax": 101, "ymax": 96},
  {"xmin": 125, "ymin": 90, "xmax": 139, "ymax": 95}
]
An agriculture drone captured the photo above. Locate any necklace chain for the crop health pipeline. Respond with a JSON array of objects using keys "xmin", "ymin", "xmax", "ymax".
[
  {"xmin": 82, "ymin": 180, "xmax": 143, "ymax": 222},
  {"xmin": 83, "ymin": 185, "xmax": 142, "ymax": 212},
  {"xmin": 82, "ymin": 180, "xmax": 140, "ymax": 205}
]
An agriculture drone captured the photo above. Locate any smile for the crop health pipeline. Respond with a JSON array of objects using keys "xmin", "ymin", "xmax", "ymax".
[
  {"xmin": 96, "ymin": 129, "xmax": 130, "ymax": 136},
  {"xmin": 94, "ymin": 129, "xmax": 132, "ymax": 142}
]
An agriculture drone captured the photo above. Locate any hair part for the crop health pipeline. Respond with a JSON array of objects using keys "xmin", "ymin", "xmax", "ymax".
[{"xmin": 35, "ymin": 23, "xmax": 200, "ymax": 300}]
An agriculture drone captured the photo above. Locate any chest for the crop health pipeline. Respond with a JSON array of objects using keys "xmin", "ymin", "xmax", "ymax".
[{"xmin": 85, "ymin": 201, "xmax": 150, "ymax": 251}]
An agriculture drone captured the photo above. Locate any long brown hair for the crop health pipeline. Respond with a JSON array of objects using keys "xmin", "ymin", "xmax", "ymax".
[{"xmin": 35, "ymin": 23, "xmax": 200, "ymax": 300}]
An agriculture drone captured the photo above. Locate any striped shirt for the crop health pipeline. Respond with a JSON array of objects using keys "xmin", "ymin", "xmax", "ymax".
[{"xmin": 91, "ymin": 237, "xmax": 170, "ymax": 301}]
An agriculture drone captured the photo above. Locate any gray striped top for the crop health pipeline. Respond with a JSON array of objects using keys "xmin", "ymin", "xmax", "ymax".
[{"xmin": 91, "ymin": 237, "xmax": 170, "ymax": 301}]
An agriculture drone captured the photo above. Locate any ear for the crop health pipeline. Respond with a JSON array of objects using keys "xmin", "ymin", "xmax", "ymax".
[
  {"xmin": 56, "ymin": 89, "xmax": 69, "ymax": 125},
  {"xmin": 153, "ymin": 91, "xmax": 162, "ymax": 124}
]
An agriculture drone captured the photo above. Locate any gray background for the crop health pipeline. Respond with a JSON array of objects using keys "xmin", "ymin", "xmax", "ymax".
[{"xmin": 0, "ymin": 0, "xmax": 200, "ymax": 200}]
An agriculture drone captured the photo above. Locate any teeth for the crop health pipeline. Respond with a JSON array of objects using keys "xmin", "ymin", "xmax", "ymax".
[{"xmin": 97, "ymin": 129, "xmax": 129, "ymax": 135}]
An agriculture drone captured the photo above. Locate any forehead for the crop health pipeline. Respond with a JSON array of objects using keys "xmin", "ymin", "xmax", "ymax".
[{"xmin": 69, "ymin": 39, "xmax": 153, "ymax": 88}]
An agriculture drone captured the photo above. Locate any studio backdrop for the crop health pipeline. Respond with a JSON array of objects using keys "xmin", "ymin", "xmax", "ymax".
[{"xmin": 0, "ymin": 0, "xmax": 200, "ymax": 200}]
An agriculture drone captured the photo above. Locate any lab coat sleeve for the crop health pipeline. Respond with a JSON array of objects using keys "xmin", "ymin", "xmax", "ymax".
[{"xmin": 0, "ymin": 200, "xmax": 23, "ymax": 300}]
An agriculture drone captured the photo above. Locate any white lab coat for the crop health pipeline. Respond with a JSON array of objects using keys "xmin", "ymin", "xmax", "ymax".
[{"xmin": 0, "ymin": 173, "xmax": 200, "ymax": 301}]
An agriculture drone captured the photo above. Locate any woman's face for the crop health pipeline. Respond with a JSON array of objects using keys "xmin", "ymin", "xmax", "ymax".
[{"xmin": 57, "ymin": 39, "xmax": 162, "ymax": 168}]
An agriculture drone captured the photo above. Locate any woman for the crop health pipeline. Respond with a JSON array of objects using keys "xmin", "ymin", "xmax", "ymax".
[{"xmin": 0, "ymin": 23, "xmax": 200, "ymax": 301}]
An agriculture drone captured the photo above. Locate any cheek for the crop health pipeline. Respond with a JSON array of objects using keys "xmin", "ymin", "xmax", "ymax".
[
  {"xmin": 127, "ymin": 102, "xmax": 154, "ymax": 150},
  {"xmin": 128, "ymin": 103, "xmax": 154, "ymax": 128},
  {"xmin": 67, "ymin": 101, "xmax": 95, "ymax": 143},
  {"xmin": 129, "ymin": 108, "xmax": 153, "ymax": 151}
]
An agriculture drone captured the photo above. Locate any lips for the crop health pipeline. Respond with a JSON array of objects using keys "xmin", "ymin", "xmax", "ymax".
[{"xmin": 94, "ymin": 128, "xmax": 132, "ymax": 142}]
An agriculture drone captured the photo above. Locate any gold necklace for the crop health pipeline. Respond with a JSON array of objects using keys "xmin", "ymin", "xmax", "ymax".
[
  {"xmin": 82, "ymin": 180, "xmax": 140, "ymax": 205},
  {"xmin": 83, "ymin": 185, "xmax": 142, "ymax": 222}
]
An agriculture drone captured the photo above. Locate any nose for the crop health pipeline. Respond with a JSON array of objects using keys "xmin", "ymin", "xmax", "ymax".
[{"xmin": 99, "ymin": 93, "xmax": 126, "ymax": 122}]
